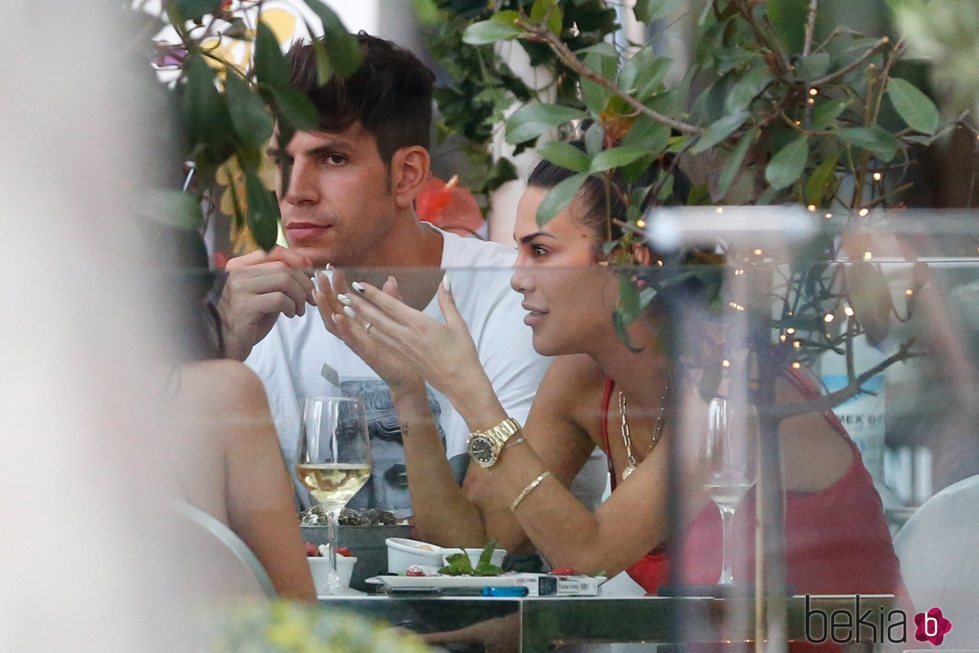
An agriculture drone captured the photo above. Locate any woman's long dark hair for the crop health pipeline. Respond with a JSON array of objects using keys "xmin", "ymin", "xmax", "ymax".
[{"xmin": 141, "ymin": 219, "xmax": 224, "ymax": 363}]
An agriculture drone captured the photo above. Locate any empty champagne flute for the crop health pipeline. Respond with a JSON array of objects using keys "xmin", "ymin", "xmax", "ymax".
[
  {"xmin": 701, "ymin": 397, "xmax": 758, "ymax": 585},
  {"xmin": 297, "ymin": 396, "xmax": 371, "ymax": 595}
]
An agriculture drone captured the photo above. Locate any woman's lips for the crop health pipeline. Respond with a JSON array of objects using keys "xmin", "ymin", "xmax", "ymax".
[{"xmin": 522, "ymin": 305, "xmax": 547, "ymax": 327}]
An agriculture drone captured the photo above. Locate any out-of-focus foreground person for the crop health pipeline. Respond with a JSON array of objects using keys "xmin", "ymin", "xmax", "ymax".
[{"xmin": 0, "ymin": 4, "xmax": 205, "ymax": 651}]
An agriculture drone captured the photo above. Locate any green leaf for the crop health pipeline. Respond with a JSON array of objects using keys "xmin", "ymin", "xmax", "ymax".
[
  {"xmin": 848, "ymin": 261, "xmax": 892, "ymax": 346},
  {"xmin": 725, "ymin": 65, "xmax": 774, "ymax": 113},
  {"xmin": 634, "ymin": 0, "xmax": 684, "ymax": 23},
  {"xmin": 266, "ymin": 85, "xmax": 318, "ymax": 131},
  {"xmin": 620, "ymin": 47, "xmax": 671, "ymax": 101},
  {"xmin": 531, "ymin": 0, "xmax": 563, "ymax": 36},
  {"xmin": 584, "ymin": 122, "xmax": 605, "ymax": 155},
  {"xmin": 244, "ymin": 168, "xmax": 280, "ymax": 251},
  {"xmin": 691, "ymin": 110, "xmax": 749, "ymax": 154},
  {"xmin": 311, "ymin": 38, "xmax": 334, "ymax": 86},
  {"xmin": 477, "ymin": 540, "xmax": 497, "ymax": 568},
  {"xmin": 303, "ymin": 0, "xmax": 363, "ymax": 77},
  {"xmin": 183, "ymin": 54, "xmax": 232, "ymax": 146},
  {"xmin": 837, "ymin": 126, "xmax": 900, "ymax": 162},
  {"xmin": 804, "ymin": 151, "xmax": 840, "ymax": 205},
  {"xmin": 796, "ymin": 52, "xmax": 831, "ymax": 80},
  {"xmin": 617, "ymin": 273, "xmax": 641, "ymax": 323},
  {"xmin": 810, "ymin": 100, "xmax": 848, "ymax": 130},
  {"xmin": 620, "ymin": 117, "xmax": 670, "ymax": 154},
  {"xmin": 143, "ymin": 190, "xmax": 204, "ymax": 230},
  {"xmin": 768, "ymin": 0, "xmax": 807, "ymax": 54},
  {"xmin": 612, "ymin": 309, "xmax": 643, "ymax": 353},
  {"xmin": 538, "ymin": 141, "xmax": 590, "ymax": 172},
  {"xmin": 590, "ymin": 146, "xmax": 650, "ymax": 172},
  {"xmin": 411, "ymin": 0, "xmax": 441, "ymax": 25},
  {"xmin": 463, "ymin": 13, "xmax": 523, "ymax": 45},
  {"xmin": 438, "ymin": 552, "xmax": 474, "ymax": 576},
  {"xmin": 765, "ymin": 135, "xmax": 809, "ymax": 190},
  {"xmin": 717, "ymin": 128, "xmax": 756, "ymax": 200},
  {"xmin": 224, "ymin": 71, "xmax": 274, "ymax": 148},
  {"xmin": 174, "ymin": 0, "xmax": 218, "ymax": 22},
  {"xmin": 537, "ymin": 172, "xmax": 589, "ymax": 225},
  {"xmin": 505, "ymin": 102, "xmax": 586, "ymax": 145},
  {"xmin": 581, "ymin": 51, "xmax": 618, "ymax": 115},
  {"xmin": 254, "ymin": 22, "xmax": 290, "ymax": 88},
  {"xmin": 887, "ymin": 77, "xmax": 939, "ymax": 135}
]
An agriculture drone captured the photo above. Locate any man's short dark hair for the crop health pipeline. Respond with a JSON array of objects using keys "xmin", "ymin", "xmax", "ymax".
[{"xmin": 287, "ymin": 32, "xmax": 435, "ymax": 163}]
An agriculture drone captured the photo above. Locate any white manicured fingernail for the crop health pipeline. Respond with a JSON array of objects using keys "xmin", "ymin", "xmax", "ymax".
[
  {"xmin": 387, "ymin": 275, "xmax": 398, "ymax": 290},
  {"xmin": 352, "ymin": 281, "xmax": 366, "ymax": 293},
  {"xmin": 325, "ymin": 263, "xmax": 334, "ymax": 270},
  {"xmin": 442, "ymin": 273, "xmax": 452, "ymax": 293},
  {"xmin": 337, "ymin": 293, "xmax": 353, "ymax": 306},
  {"xmin": 343, "ymin": 306, "xmax": 357, "ymax": 319}
]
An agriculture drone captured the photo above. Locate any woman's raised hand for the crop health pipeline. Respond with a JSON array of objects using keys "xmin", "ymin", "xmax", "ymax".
[
  {"xmin": 314, "ymin": 270, "xmax": 424, "ymax": 391},
  {"xmin": 329, "ymin": 273, "xmax": 484, "ymax": 399}
]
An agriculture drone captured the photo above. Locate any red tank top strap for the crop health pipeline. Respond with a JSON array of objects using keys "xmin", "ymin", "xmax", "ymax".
[{"xmin": 600, "ymin": 377, "xmax": 618, "ymax": 492}]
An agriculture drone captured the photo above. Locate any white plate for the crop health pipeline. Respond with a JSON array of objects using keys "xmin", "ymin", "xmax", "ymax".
[{"xmin": 366, "ymin": 573, "xmax": 525, "ymax": 589}]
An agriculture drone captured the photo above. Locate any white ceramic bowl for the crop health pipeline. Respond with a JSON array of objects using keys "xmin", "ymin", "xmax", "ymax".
[
  {"xmin": 308, "ymin": 555, "xmax": 357, "ymax": 594},
  {"xmin": 385, "ymin": 537, "xmax": 444, "ymax": 574},
  {"xmin": 441, "ymin": 547, "xmax": 507, "ymax": 569}
]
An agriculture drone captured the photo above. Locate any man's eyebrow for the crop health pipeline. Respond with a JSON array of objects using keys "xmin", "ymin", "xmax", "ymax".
[{"xmin": 518, "ymin": 231, "xmax": 556, "ymax": 245}]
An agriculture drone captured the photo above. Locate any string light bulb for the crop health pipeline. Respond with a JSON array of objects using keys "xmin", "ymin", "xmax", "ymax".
[
  {"xmin": 636, "ymin": 219, "xmax": 646, "ymax": 228},
  {"xmin": 843, "ymin": 306, "xmax": 854, "ymax": 317},
  {"xmin": 722, "ymin": 359, "xmax": 731, "ymax": 368},
  {"xmin": 791, "ymin": 361, "xmax": 802, "ymax": 369},
  {"xmin": 824, "ymin": 313, "xmax": 835, "ymax": 323},
  {"xmin": 858, "ymin": 208, "xmax": 869, "ymax": 217},
  {"xmin": 809, "ymin": 88, "xmax": 819, "ymax": 96},
  {"xmin": 872, "ymin": 171, "xmax": 883, "ymax": 182},
  {"xmin": 863, "ymin": 251, "xmax": 873, "ymax": 260}
]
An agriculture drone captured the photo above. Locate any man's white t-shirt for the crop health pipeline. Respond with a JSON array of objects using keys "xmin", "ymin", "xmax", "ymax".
[{"xmin": 246, "ymin": 227, "xmax": 550, "ymax": 515}]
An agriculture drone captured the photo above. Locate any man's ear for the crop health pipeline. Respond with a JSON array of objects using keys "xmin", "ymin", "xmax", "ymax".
[{"xmin": 390, "ymin": 145, "xmax": 430, "ymax": 209}]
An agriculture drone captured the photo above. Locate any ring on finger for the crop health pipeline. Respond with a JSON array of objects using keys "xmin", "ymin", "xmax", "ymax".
[{"xmin": 364, "ymin": 322, "xmax": 373, "ymax": 335}]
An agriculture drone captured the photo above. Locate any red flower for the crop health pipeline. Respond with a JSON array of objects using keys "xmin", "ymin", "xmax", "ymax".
[{"xmin": 415, "ymin": 175, "xmax": 484, "ymax": 237}]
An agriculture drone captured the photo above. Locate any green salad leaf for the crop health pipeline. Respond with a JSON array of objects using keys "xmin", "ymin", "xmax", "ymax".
[{"xmin": 438, "ymin": 540, "xmax": 505, "ymax": 577}]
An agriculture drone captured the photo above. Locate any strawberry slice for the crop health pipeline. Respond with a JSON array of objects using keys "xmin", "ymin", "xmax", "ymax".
[{"xmin": 549, "ymin": 567, "xmax": 577, "ymax": 576}]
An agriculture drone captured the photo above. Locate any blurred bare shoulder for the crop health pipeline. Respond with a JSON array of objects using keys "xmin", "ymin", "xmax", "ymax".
[{"xmin": 175, "ymin": 360, "xmax": 272, "ymax": 420}]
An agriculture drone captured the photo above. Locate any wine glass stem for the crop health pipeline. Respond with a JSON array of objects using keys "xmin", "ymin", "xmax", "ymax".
[
  {"xmin": 718, "ymin": 505, "xmax": 737, "ymax": 585},
  {"xmin": 327, "ymin": 509, "xmax": 341, "ymax": 593}
]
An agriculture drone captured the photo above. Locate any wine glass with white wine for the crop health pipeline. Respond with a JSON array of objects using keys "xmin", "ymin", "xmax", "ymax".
[
  {"xmin": 297, "ymin": 396, "xmax": 371, "ymax": 595},
  {"xmin": 700, "ymin": 397, "xmax": 758, "ymax": 586}
]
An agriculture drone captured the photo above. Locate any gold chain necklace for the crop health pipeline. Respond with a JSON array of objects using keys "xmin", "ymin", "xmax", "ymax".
[{"xmin": 617, "ymin": 377, "xmax": 670, "ymax": 480}]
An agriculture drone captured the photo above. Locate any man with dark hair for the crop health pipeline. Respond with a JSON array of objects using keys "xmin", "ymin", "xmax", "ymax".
[{"xmin": 217, "ymin": 34, "xmax": 601, "ymax": 517}]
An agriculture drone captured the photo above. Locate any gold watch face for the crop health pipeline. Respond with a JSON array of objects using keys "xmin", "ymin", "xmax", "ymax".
[{"xmin": 469, "ymin": 435, "xmax": 498, "ymax": 467}]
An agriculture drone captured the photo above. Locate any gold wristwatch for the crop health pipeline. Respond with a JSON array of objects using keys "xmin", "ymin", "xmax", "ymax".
[{"xmin": 467, "ymin": 417, "xmax": 521, "ymax": 468}]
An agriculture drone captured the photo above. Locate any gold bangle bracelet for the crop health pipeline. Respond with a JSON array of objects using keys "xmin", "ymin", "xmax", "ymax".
[{"xmin": 510, "ymin": 471, "xmax": 551, "ymax": 511}]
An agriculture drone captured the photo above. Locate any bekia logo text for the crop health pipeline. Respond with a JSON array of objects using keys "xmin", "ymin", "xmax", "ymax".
[{"xmin": 806, "ymin": 596, "xmax": 952, "ymax": 646}]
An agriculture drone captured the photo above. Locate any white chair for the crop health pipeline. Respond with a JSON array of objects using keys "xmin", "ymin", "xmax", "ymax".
[
  {"xmin": 171, "ymin": 502, "xmax": 277, "ymax": 601},
  {"xmin": 893, "ymin": 474, "xmax": 979, "ymax": 645}
]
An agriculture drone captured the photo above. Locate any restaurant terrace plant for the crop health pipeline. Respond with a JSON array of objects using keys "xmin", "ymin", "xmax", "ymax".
[{"xmin": 416, "ymin": 0, "xmax": 977, "ymax": 402}]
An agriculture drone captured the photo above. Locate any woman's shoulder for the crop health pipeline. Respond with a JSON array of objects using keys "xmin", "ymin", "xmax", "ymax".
[
  {"xmin": 176, "ymin": 360, "xmax": 271, "ymax": 416},
  {"xmin": 536, "ymin": 354, "xmax": 607, "ymax": 416}
]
